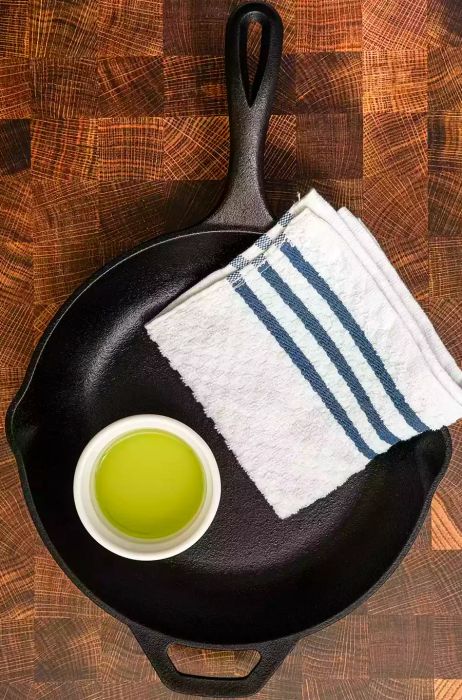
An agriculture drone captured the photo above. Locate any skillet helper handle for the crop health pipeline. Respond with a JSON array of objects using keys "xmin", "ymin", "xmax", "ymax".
[
  {"xmin": 130, "ymin": 623, "xmax": 296, "ymax": 697},
  {"xmin": 206, "ymin": 2, "xmax": 283, "ymax": 231}
]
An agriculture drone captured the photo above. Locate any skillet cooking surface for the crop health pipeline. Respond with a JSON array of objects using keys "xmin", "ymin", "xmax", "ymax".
[{"xmin": 11, "ymin": 228, "xmax": 449, "ymax": 645}]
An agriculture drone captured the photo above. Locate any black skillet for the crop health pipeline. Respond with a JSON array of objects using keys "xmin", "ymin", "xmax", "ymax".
[{"xmin": 6, "ymin": 2, "xmax": 452, "ymax": 697}]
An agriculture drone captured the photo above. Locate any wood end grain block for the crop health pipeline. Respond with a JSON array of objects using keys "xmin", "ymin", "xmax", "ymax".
[
  {"xmin": 364, "ymin": 50, "xmax": 427, "ymax": 114},
  {"xmin": 0, "ymin": 682, "xmax": 32, "ymax": 699},
  {"xmin": 364, "ymin": 114, "xmax": 426, "ymax": 180},
  {"xmin": 163, "ymin": 0, "xmax": 229, "ymax": 55},
  {"xmin": 164, "ymin": 55, "xmax": 226, "ymax": 116},
  {"xmin": 0, "ymin": 300, "xmax": 33, "ymax": 385},
  {"xmin": 0, "ymin": 175, "xmax": 32, "ymax": 367},
  {"xmin": 99, "ymin": 181, "xmax": 165, "ymax": 254},
  {"xmin": 302, "ymin": 679, "xmax": 367, "ymax": 700},
  {"xmin": 429, "ymin": 49, "xmax": 462, "ymax": 113},
  {"xmin": 0, "ymin": 173, "xmax": 31, "ymax": 244},
  {"xmin": 100, "ymin": 617, "xmax": 157, "ymax": 682},
  {"xmin": 429, "ymin": 171, "xmax": 462, "ymax": 237},
  {"xmin": 0, "ymin": 486, "xmax": 35, "ymax": 621},
  {"xmin": 302, "ymin": 679, "xmax": 434, "ymax": 700},
  {"xmin": 297, "ymin": 113, "xmax": 362, "ymax": 179},
  {"xmin": 433, "ymin": 616, "xmax": 462, "ymax": 678},
  {"xmin": 435, "ymin": 679, "xmax": 462, "ymax": 700},
  {"xmin": 428, "ymin": 301, "xmax": 462, "ymax": 374},
  {"xmin": 373, "ymin": 680, "xmax": 434, "ymax": 699},
  {"xmin": 431, "ymin": 552, "xmax": 462, "ymax": 615},
  {"xmin": 0, "ymin": 60, "xmax": 31, "ymax": 119},
  {"xmin": 31, "ymin": 119, "xmax": 97, "ymax": 181},
  {"xmin": 35, "ymin": 553, "xmax": 103, "ymax": 620},
  {"xmin": 0, "ymin": 0, "xmax": 29, "ymax": 57},
  {"xmin": 369, "ymin": 615, "xmax": 433, "ymax": 678},
  {"xmin": 299, "ymin": 616, "xmax": 369, "ymax": 679},
  {"xmin": 164, "ymin": 0, "xmax": 295, "ymax": 55},
  {"xmin": 0, "ymin": 437, "xmax": 22, "ymax": 494},
  {"xmin": 30, "ymin": 0, "xmax": 97, "ymax": 59},
  {"xmin": 31, "ymin": 681, "xmax": 100, "ymax": 699},
  {"xmin": 98, "ymin": 57, "xmax": 163, "ymax": 118},
  {"xmin": 98, "ymin": 118, "xmax": 163, "ymax": 181},
  {"xmin": 432, "ymin": 492, "xmax": 462, "ymax": 551},
  {"xmin": 98, "ymin": 681, "xmax": 173, "ymax": 700},
  {"xmin": 35, "ymin": 618, "xmax": 101, "ymax": 681},
  {"xmin": 99, "ymin": 0, "xmax": 163, "ymax": 58},
  {"xmin": 429, "ymin": 116, "xmax": 462, "ymax": 173},
  {"xmin": 296, "ymin": 0, "xmax": 362, "ymax": 52},
  {"xmin": 0, "ymin": 622, "xmax": 34, "ymax": 682},
  {"xmin": 363, "ymin": 0, "xmax": 427, "ymax": 50},
  {"xmin": 380, "ymin": 233, "xmax": 429, "ymax": 304},
  {"xmin": 32, "ymin": 59, "xmax": 98, "ymax": 119},
  {"xmin": 0, "ymin": 120, "xmax": 30, "ymax": 176},
  {"xmin": 265, "ymin": 115, "xmax": 296, "ymax": 179},
  {"xmin": 32, "ymin": 179, "xmax": 99, "ymax": 304},
  {"xmin": 363, "ymin": 175, "xmax": 427, "ymax": 240},
  {"xmin": 296, "ymin": 52, "xmax": 362, "ymax": 114},
  {"xmin": 428, "ymin": 0, "xmax": 462, "ymax": 48},
  {"xmin": 430, "ymin": 237, "xmax": 462, "ymax": 299},
  {"xmin": 164, "ymin": 116, "xmax": 228, "ymax": 180}
]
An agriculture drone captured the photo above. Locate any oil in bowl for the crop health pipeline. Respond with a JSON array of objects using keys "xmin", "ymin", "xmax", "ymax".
[{"xmin": 94, "ymin": 429, "xmax": 206, "ymax": 540}]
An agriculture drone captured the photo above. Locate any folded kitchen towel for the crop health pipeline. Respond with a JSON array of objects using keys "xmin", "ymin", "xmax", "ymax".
[{"xmin": 146, "ymin": 190, "xmax": 462, "ymax": 518}]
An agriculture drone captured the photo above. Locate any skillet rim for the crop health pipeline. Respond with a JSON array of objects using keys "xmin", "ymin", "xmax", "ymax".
[{"xmin": 5, "ymin": 227, "xmax": 453, "ymax": 648}]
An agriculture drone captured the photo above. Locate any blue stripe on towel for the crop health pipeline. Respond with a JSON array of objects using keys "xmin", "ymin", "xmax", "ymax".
[
  {"xmin": 282, "ymin": 241, "xmax": 429, "ymax": 434},
  {"xmin": 234, "ymin": 281, "xmax": 377, "ymax": 460},
  {"xmin": 260, "ymin": 264, "xmax": 400, "ymax": 446}
]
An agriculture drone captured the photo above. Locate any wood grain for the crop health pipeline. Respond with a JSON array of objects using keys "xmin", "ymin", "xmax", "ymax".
[
  {"xmin": 0, "ymin": 60, "xmax": 31, "ymax": 119},
  {"xmin": 363, "ymin": 51, "xmax": 428, "ymax": 114},
  {"xmin": 296, "ymin": 53, "xmax": 362, "ymax": 114},
  {"xmin": 98, "ymin": 57, "xmax": 164, "ymax": 118},
  {"xmin": 32, "ymin": 59, "xmax": 99, "ymax": 118},
  {"xmin": 429, "ymin": 48, "xmax": 462, "ymax": 113},
  {"xmin": 0, "ymin": 0, "xmax": 462, "ymax": 698}
]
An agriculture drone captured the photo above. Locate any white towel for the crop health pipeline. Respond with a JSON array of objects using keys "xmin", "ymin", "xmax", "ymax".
[{"xmin": 146, "ymin": 190, "xmax": 462, "ymax": 519}]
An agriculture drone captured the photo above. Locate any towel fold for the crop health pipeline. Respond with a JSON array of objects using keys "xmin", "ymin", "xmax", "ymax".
[{"xmin": 146, "ymin": 190, "xmax": 462, "ymax": 518}]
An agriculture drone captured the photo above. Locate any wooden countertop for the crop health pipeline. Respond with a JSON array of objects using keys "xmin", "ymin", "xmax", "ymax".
[{"xmin": 0, "ymin": 0, "xmax": 461, "ymax": 698}]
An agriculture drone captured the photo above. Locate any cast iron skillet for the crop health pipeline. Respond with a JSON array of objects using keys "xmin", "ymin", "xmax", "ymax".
[{"xmin": 6, "ymin": 3, "xmax": 452, "ymax": 697}]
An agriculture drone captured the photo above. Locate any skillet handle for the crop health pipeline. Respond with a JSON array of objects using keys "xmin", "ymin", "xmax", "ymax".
[
  {"xmin": 130, "ymin": 623, "xmax": 296, "ymax": 697},
  {"xmin": 205, "ymin": 2, "xmax": 283, "ymax": 232}
]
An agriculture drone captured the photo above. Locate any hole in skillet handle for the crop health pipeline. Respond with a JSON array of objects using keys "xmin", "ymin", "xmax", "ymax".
[
  {"xmin": 245, "ymin": 21, "xmax": 263, "ymax": 101},
  {"xmin": 204, "ymin": 2, "xmax": 283, "ymax": 233},
  {"xmin": 130, "ymin": 623, "xmax": 296, "ymax": 697},
  {"xmin": 167, "ymin": 643, "xmax": 261, "ymax": 678}
]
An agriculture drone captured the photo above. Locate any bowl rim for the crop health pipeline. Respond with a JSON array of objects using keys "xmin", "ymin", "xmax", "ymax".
[{"xmin": 73, "ymin": 414, "xmax": 221, "ymax": 561}]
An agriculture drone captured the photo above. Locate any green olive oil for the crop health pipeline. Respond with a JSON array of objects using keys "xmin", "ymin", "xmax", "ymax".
[{"xmin": 94, "ymin": 430, "xmax": 205, "ymax": 539}]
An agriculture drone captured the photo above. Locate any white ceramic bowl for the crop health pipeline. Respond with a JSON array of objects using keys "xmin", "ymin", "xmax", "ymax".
[{"xmin": 73, "ymin": 415, "xmax": 221, "ymax": 561}]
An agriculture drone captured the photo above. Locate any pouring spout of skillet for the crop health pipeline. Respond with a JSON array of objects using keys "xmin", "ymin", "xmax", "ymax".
[{"xmin": 5, "ymin": 2, "xmax": 453, "ymax": 697}]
